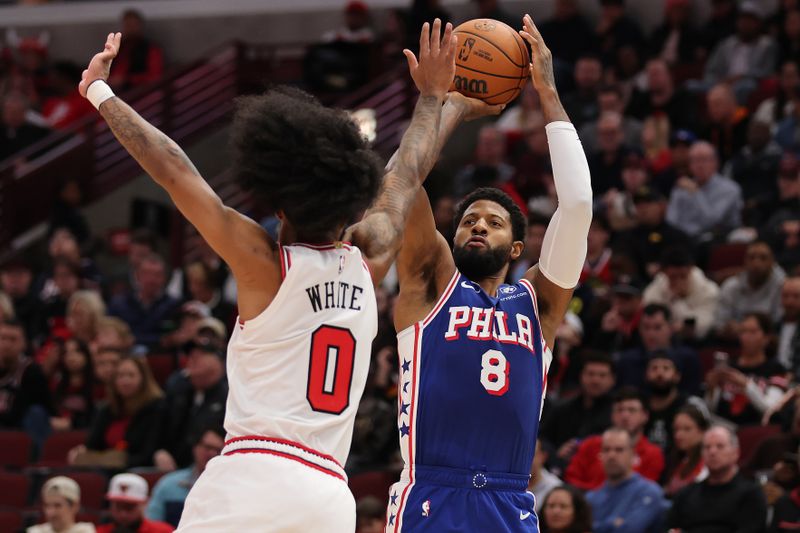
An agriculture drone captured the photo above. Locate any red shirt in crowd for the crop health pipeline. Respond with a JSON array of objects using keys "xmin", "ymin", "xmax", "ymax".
[
  {"xmin": 96, "ymin": 519, "xmax": 174, "ymax": 533},
  {"xmin": 564, "ymin": 433, "xmax": 665, "ymax": 490}
]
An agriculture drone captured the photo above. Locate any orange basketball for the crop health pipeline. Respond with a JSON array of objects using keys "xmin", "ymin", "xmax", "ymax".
[{"xmin": 451, "ymin": 18, "xmax": 530, "ymax": 105}]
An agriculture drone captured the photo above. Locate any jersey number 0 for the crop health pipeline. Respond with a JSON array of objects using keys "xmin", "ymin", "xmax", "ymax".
[{"xmin": 306, "ymin": 325, "xmax": 356, "ymax": 414}]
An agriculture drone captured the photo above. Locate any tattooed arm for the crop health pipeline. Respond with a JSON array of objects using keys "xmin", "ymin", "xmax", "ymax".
[{"xmin": 79, "ymin": 34, "xmax": 277, "ymax": 314}]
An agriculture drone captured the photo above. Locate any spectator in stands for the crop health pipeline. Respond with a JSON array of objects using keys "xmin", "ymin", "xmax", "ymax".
[
  {"xmin": 663, "ymin": 405, "xmax": 709, "ymax": 497},
  {"xmin": 473, "ymin": 0, "xmax": 515, "ymax": 29},
  {"xmin": 108, "ymin": 253, "xmax": 180, "ymax": 350},
  {"xmin": 667, "ymin": 425, "xmax": 767, "ymax": 532},
  {"xmin": 511, "ymin": 115, "xmax": 552, "ymax": 200},
  {"xmin": 538, "ymin": 485, "xmax": 593, "ymax": 533},
  {"xmin": 586, "ymin": 428, "xmax": 665, "ymax": 533},
  {"xmin": 579, "ymin": 85, "xmax": 642, "ymax": 154},
  {"xmin": 704, "ymin": 1, "xmax": 778, "ymax": 103},
  {"xmin": 48, "ymin": 178, "xmax": 90, "ymax": 246},
  {"xmin": 183, "ymin": 262, "xmax": 235, "ymax": 328},
  {"xmin": 753, "ymin": 60, "xmax": 799, "ymax": 132},
  {"xmin": 91, "ymin": 346, "xmax": 122, "ymax": 401},
  {"xmin": 45, "ymin": 228, "xmax": 100, "ymax": 289},
  {"xmin": 97, "ymin": 473, "xmax": 173, "ymax": 533},
  {"xmin": 615, "ymin": 304, "xmax": 702, "ymax": 395},
  {"xmin": 356, "ymin": 496, "xmax": 386, "ymax": 533},
  {"xmin": 627, "ymin": 59, "xmax": 698, "ymax": 133},
  {"xmin": 63, "ymin": 290, "xmax": 106, "ymax": 347},
  {"xmin": 579, "ymin": 216, "xmax": 613, "ymax": 289},
  {"xmin": 745, "ymin": 394, "xmax": 800, "ymax": 477},
  {"xmin": 540, "ymin": 352, "xmax": 615, "ymax": 466},
  {"xmin": 561, "ymin": 55, "xmax": 603, "ymax": 128},
  {"xmin": 28, "ymin": 476, "xmax": 95, "ymax": 533},
  {"xmin": 529, "ymin": 440, "xmax": 562, "ymax": 513},
  {"xmin": 727, "ymin": 120, "xmax": 782, "ymax": 205},
  {"xmin": 496, "ymin": 84, "xmax": 541, "ymax": 134},
  {"xmin": 71, "ymin": 355, "xmax": 164, "ymax": 468},
  {"xmin": 703, "ymin": 83, "xmax": 751, "ymax": 164},
  {"xmin": 599, "ymin": 150, "xmax": 650, "ymax": 232},
  {"xmin": 758, "ymin": 155, "xmax": 800, "ymax": 240},
  {"xmin": 41, "ymin": 61, "xmax": 93, "ymax": 130},
  {"xmin": 700, "ymin": 0, "xmax": 738, "ymax": 55},
  {"xmin": 167, "ymin": 239, "xmax": 236, "ymax": 306},
  {"xmin": 0, "ymin": 292, "xmax": 13, "ymax": 321},
  {"xmin": 594, "ymin": 275, "xmax": 643, "ymax": 352},
  {"xmin": 37, "ymin": 258, "xmax": 81, "ymax": 349},
  {"xmin": 147, "ymin": 425, "xmax": 224, "ymax": 527},
  {"xmin": 538, "ymin": 0, "xmax": 595, "ymax": 70},
  {"xmin": 510, "ymin": 213, "xmax": 548, "ymax": 282},
  {"xmin": 565, "ymin": 388, "xmax": 664, "ymax": 491},
  {"xmin": 778, "ymin": 10, "xmax": 800, "ymax": 65},
  {"xmin": 587, "ymin": 112, "xmax": 629, "ymax": 196},
  {"xmin": 648, "ymin": 0, "xmax": 702, "ymax": 69},
  {"xmin": 716, "ymin": 241, "xmax": 786, "ymax": 336},
  {"xmin": 94, "ymin": 316, "xmax": 135, "ymax": 355},
  {"xmin": 594, "ymin": 0, "xmax": 645, "ymax": 65},
  {"xmin": 108, "ymin": 9, "xmax": 164, "ymax": 91},
  {"xmin": 643, "ymin": 247, "xmax": 719, "ymax": 340},
  {"xmin": 154, "ymin": 337, "xmax": 227, "ymax": 471},
  {"xmin": 640, "ymin": 114, "xmax": 672, "ymax": 177},
  {"xmin": 0, "ymin": 319, "xmax": 54, "ymax": 446},
  {"xmin": 50, "ymin": 338, "xmax": 95, "ymax": 431},
  {"xmin": 0, "ymin": 255, "xmax": 41, "ymax": 341},
  {"xmin": 454, "ymin": 126, "xmax": 516, "ymax": 198},
  {"xmin": 321, "ymin": 1, "xmax": 375, "ymax": 44},
  {"xmin": 779, "ymin": 278, "xmax": 800, "ymax": 377},
  {"xmin": 405, "ymin": 0, "xmax": 451, "ymax": 49},
  {"xmin": 707, "ymin": 313, "xmax": 789, "ymax": 426},
  {"xmin": 665, "ymin": 140, "xmax": 743, "ymax": 241},
  {"xmin": 0, "ymin": 91, "xmax": 49, "ymax": 161},
  {"xmin": 615, "ymin": 187, "xmax": 690, "ymax": 280}
]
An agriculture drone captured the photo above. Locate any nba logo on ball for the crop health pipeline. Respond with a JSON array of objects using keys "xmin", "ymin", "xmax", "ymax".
[
  {"xmin": 451, "ymin": 18, "xmax": 530, "ymax": 105},
  {"xmin": 422, "ymin": 500, "xmax": 431, "ymax": 517}
]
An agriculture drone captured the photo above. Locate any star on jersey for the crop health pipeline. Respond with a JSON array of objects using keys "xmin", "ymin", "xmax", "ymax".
[
  {"xmin": 400, "ymin": 401, "xmax": 409, "ymax": 415},
  {"xmin": 403, "ymin": 381, "xmax": 410, "ymax": 393},
  {"xmin": 400, "ymin": 422, "xmax": 410, "ymax": 437},
  {"xmin": 389, "ymin": 514, "xmax": 395, "ymax": 525},
  {"xmin": 390, "ymin": 492, "xmax": 398, "ymax": 506},
  {"xmin": 402, "ymin": 359, "xmax": 411, "ymax": 373}
]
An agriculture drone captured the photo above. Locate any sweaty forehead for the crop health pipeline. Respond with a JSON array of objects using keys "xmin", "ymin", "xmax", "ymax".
[{"xmin": 461, "ymin": 200, "xmax": 511, "ymax": 222}]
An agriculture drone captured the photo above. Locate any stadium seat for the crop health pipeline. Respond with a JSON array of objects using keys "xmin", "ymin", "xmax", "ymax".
[
  {"xmin": 348, "ymin": 470, "xmax": 396, "ymax": 502},
  {"xmin": 60, "ymin": 471, "xmax": 107, "ymax": 511},
  {"xmin": 36, "ymin": 430, "xmax": 88, "ymax": 468},
  {"xmin": 147, "ymin": 353, "xmax": 177, "ymax": 387},
  {"xmin": 0, "ymin": 431, "xmax": 33, "ymax": 469},
  {"xmin": 0, "ymin": 510, "xmax": 23, "ymax": 533},
  {"xmin": 138, "ymin": 470, "xmax": 166, "ymax": 491},
  {"xmin": 737, "ymin": 425, "xmax": 782, "ymax": 467},
  {"xmin": 0, "ymin": 472, "xmax": 31, "ymax": 508},
  {"xmin": 707, "ymin": 243, "xmax": 747, "ymax": 284}
]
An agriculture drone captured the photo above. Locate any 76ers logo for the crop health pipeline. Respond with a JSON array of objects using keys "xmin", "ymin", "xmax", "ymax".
[{"xmin": 458, "ymin": 38, "xmax": 475, "ymax": 62}]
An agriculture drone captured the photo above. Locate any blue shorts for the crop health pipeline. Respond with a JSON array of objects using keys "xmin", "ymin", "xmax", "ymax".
[{"xmin": 384, "ymin": 466, "xmax": 539, "ymax": 532}]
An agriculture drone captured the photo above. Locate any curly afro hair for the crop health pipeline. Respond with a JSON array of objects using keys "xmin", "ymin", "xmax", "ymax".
[
  {"xmin": 453, "ymin": 187, "xmax": 527, "ymax": 243},
  {"xmin": 230, "ymin": 86, "xmax": 383, "ymax": 241}
]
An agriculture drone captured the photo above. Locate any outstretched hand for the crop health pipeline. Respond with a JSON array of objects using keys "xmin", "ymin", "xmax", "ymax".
[
  {"xmin": 79, "ymin": 32, "xmax": 122, "ymax": 98},
  {"xmin": 519, "ymin": 14, "xmax": 556, "ymax": 93},
  {"xmin": 404, "ymin": 18, "xmax": 458, "ymax": 98}
]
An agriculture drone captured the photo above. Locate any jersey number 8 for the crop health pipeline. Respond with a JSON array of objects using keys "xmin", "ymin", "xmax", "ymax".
[{"xmin": 480, "ymin": 349, "xmax": 509, "ymax": 396}]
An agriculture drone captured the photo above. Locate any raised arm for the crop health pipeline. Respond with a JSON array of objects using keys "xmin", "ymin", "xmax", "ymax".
[
  {"xmin": 79, "ymin": 34, "xmax": 277, "ymax": 306},
  {"xmin": 519, "ymin": 15, "xmax": 593, "ymax": 348},
  {"xmin": 347, "ymin": 20, "xmax": 503, "ymax": 285}
]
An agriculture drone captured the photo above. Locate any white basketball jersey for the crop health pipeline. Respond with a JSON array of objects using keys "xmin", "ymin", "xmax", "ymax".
[{"xmin": 224, "ymin": 242, "xmax": 377, "ymax": 466}]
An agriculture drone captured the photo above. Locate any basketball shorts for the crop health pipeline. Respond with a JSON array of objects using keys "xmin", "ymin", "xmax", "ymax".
[
  {"xmin": 176, "ymin": 436, "xmax": 355, "ymax": 532},
  {"xmin": 384, "ymin": 465, "xmax": 538, "ymax": 532}
]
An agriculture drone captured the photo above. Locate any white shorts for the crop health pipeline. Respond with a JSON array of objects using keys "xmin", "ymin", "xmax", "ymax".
[{"xmin": 176, "ymin": 437, "xmax": 355, "ymax": 532}]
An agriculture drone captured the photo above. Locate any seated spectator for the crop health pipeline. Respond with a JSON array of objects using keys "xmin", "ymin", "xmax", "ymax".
[
  {"xmin": 321, "ymin": 1, "xmax": 375, "ymax": 43},
  {"xmin": 587, "ymin": 112, "xmax": 628, "ymax": 195},
  {"xmin": 663, "ymin": 405, "xmax": 709, "ymax": 497},
  {"xmin": 539, "ymin": 0, "xmax": 595, "ymax": 69},
  {"xmin": 579, "ymin": 85, "xmax": 642, "ymax": 154},
  {"xmin": 154, "ymin": 338, "xmax": 227, "ymax": 471},
  {"xmin": 356, "ymin": 496, "xmax": 387, "ymax": 533},
  {"xmin": 94, "ymin": 317, "xmax": 135, "ymax": 354},
  {"xmin": 28, "ymin": 476, "xmax": 95, "ymax": 533},
  {"xmin": 529, "ymin": 440, "xmax": 563, "ymax": 513},
  {"xmin": 146, "ymin": 426, "xmax": 224, "ymax": 527},
  {"xmin": 108, "ymin": 9, "xmax": 164, "ymax": 91},
  {"xmin": 183, "ymin": 262, "xmax": 236, "ymax": 328},
  {"xmin": 707, "ymin": 313, "xmax": 789, "ymax": 426},
  {"xmin": 91, "ymin": 346, "xmax": 122, "ymax": 401},
  {"xmin": 627, "ymin": 59, "xmax": 698, "ymax": 132},
  {"xmin": 643, "ymin": 247, "xmax": 719, "ymax": 340},
  {"xmin": 0, "ymin": 91, "xmax": 50, "ymax": 161},
  {"xmin": 0, "ymin": 319, "xmax": 54, "ymax": 446},
  {"xmin": 704, "ymin": 2, "xmax": 778, "ymax": 104},
  {"xmin": 652, "ymin": 128, "xmax": 694, "ymax": 196},
  {"xmin": 702, "ymin": 83, "xmax": 751, "ymax": 164},
  {"xmin": 510, "ymin": 213, "xmax": 548, "ymax": 282},
  {"xmin": 745, "ymin": 395, "xmax": 800, "ymax": 476},
  {"xmin": 565, "ymin": 388, "xmax": 664, "ymax": 490},
  {"xmin": 404, "ymin": 0, "xmax": 451, "ymax": 50},
  {"xmin": 0, "ymin": 292, "xmax": 13, "ymax": 321},
  {"xmin": 759, "ymin": 154, "xmax": 800, "ymax": 240},
  {"xmin": 538, "ymin": 485, "xmax": 593, "ymax": 533},
  {"xmin": 71, "ymin": 355, "xmax": 165, "ymax": 468},
  {"xmin": 726, "ymin": 120, "xmax": 782, "ymax": 202},
  {"xmin": 97, "ymin": 474, "xmax": 173, "ymax": 533},
  {"xmin": 108, "ymin": 253, "xmax": 180, "ymax": 350},
  {"xmin": 586, "ymin": 428, "xmax": 665, "ymax": 533},
  {"xmin": 540, "ymin": 352, "xmax": 615, "ymax": 467},
  {"xmin": 64, "ymin": 290, "xmax": 106, "ymax": 346},
  {"xmin": 598, "ymin": 151, "xmax": 650, "ymax": 233},
  {"xmin": 665, "ymin": 141, "xmax": 743, "ymax": 241},
  {"xmin": 40, "ymin": 61, "xmax": 93, "ymax": 130},
  {"xmin": 496, "ymin": 84, "xmax": 542, "ymax": 134},
  {"xmin": 640, "ymin": 114, "xmax": 673, "ymax": 176},
  {"xmin": 48, "ymin": 179, "xmax": 91, "ymax": 246},
  {"xmin": 779, "ymin": 277, "xmax": 800, "ymax": 376},
  {"xmin": 593, "ymin": 276, "xmax": 643, "ymax": 353},
  {"xmin": 753, "ymin": 60, "xmax": 799, "ymax": 132},
  {"xmin": 615, "ymin": 304, "xmax": 702, "ymax": 395},
  {"xmin": 716, "ymin": 241, "xmax": 786, "ymax": 337},
  {"xmin": 50, "ymin": 338, "xmax": 95, "ymax": 431},
  {"xmin": 561, "ymin": 55, "xmax": 603, "ymax": 129},
  {"xmin": 777, "ymin": 9, "xmax": 800, "ymax": 65},
  {"xmin": 770, "ymin": 451, "xmax": 800, "ymax": 532},
  {"xmin": 648, "ymin": 0, "xmax": 702, "ymax": 69},
  {"xmin": 454, "ymin": 126, "xmax": 516, "ymax": 198},
  {"xmin": 595, "ymin": 0, "xmax": 645, "ymax": 65},
  {"xmin": 37, "ymin": 258, "xmax": 81, "ymax": 351},
  {"xmin": 473, "ymin": 0, "xmax": 515, "ymax": 29},
  {"xmin": 579, "ymin": 216, "xmax": 613, "ymax": 290},
  {"xmin": 667, "ymin": 425, "xmax": 767, "ymax": 532}
]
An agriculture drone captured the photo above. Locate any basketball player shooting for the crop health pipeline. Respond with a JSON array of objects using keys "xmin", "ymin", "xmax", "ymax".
[
  {"xmin": 78, "ymin": 21, "xmax": 500, "ymax": 532},
  {"xmin": 385, "ymin": 15, "xmax": 592, "ymax": 532}
]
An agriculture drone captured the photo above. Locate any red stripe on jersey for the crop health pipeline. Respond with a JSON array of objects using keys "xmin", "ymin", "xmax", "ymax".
[
  {"xmin": 224, "ymin": 435, "xmax": 343, "ymax": 469},
  {"xmin": 394, "ymin": 323, "xmax": 421, "ymax": 532},
  {"xmin": 224, "ymin": 448, "xmax": 345, "ymax": 481},
  {"xmin": 279, "ymin": 245, "xmax": 286, "ymax": 280},
  {"xmin": 421, "ymin": 271, "xmax": 460, "ymax": 327}
]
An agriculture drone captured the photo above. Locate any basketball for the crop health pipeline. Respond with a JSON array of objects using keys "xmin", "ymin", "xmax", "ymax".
[{"xmin": 451, "ymin": 18, "xmax": 530, "ymax": 105}]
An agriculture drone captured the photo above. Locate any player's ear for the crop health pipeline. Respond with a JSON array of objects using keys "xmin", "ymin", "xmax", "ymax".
[{"xmin": 510, "ymin": 240, "xmax": 524, "ymax": 261}]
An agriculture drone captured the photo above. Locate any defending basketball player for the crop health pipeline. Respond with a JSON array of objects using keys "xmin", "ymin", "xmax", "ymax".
[
  {"xmin": 386, "ymin": 15, "xmax": 592, "ymax": 532},
  {"xmin": 78, "ymin": 21, "xmax": 501, "ymax": 532}
]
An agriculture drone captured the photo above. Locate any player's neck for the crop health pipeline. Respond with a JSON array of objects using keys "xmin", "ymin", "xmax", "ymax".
[{"xmin": 471, "ymin": 274, "xmax": 506, "ymax": 298}]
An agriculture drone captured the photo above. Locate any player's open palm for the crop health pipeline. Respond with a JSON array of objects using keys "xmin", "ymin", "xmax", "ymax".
[
  {"xmin": 519, "ymin": 14, "xmax": 556, "ymax": 93},
  {"xmin": 404, "ymin": 18, "xmax": 458, "ymax": 98},
  {"xmin": 79, "ymin": 32, "xmax": 122, "ymax": 98}
]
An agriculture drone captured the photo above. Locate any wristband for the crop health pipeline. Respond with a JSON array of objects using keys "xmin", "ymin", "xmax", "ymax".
[{"xmin": 86, "ymin": 79, "xmax": 115, "ymax": 110}]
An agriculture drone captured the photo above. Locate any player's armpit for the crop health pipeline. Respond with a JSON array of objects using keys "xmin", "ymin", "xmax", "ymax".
[{"xmin": 525, "ymin": 265, "xmax": 573, "ymax": 350}]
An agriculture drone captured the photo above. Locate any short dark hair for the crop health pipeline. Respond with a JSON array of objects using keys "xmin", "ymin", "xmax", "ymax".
[
  {"xmin": 193, "ymin": 424, "xmax": 226, "ymax": 445},
  {"xmin": 453, "ymin": 187, "xmax": 526, "ymax": 242},
  {"xmin": 612, "ymin": 386, "xmax": 646, "ymax": 411},
  {"xmin": 660, "ymin": 245, "xmax": 694, "ymax": 268},
  {"xmin": 580, "ymin": 350, "xmax": 614, "ymax": 374},
  {"xmin": 642, "ymin": 303, "xmax": 672, "ymax": 322},
  {"xmin": 231, "ymin": 86, "xmax": 383, "ymax": 242},
  {"xmin": 742, "ymin": 312, "xmax": 773, "ymax": 335}
]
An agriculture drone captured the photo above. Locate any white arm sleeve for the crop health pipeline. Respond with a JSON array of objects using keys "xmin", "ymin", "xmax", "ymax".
[{"xmin": 538, "ymin": 121, "xmax": 593, "ymax": 289}]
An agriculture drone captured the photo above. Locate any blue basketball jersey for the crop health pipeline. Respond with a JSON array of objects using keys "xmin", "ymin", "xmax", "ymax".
[{"xmin": 387, "ymin": 271, "xmax": 552, "ymax": 532}]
